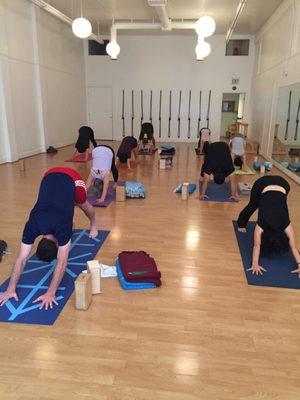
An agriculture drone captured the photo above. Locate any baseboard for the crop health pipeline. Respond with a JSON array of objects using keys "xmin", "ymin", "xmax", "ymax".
[{"xmin": 18, "ymin": 147, "xmax": 45, "ymax": 159}]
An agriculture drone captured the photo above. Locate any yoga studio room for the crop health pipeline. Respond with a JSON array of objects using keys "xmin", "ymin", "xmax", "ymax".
[{"xmin": 1, "ymin": 0, "xmax": 300, "ymax": 398}]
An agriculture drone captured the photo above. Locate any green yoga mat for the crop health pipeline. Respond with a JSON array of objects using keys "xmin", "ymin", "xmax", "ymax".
[{"xmin": 234, "ymin": 166, "xmax": 255, "ymax": 175}]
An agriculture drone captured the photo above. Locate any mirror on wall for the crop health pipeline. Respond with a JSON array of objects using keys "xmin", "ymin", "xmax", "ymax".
[{"xmin": 272, "ymin": 82, "xmax": 300, "ymax": 178}]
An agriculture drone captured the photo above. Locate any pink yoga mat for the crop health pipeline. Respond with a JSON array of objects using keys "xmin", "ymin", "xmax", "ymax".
[
  {"xmin": 88, "ymin": 181, "xmax": 125, "ymax": 207},
  {"xmin": 65, "ymin": 153, "xmax": 92, "ymax": 163}
]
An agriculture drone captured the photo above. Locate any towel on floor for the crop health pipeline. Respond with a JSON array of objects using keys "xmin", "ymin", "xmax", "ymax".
[
  {"xmin": 125, "ymin": 182, "xmax": 145, "ymax": 198},
  {"xmin": 118, "ymin": 251, "xmax": 161, "ymax": 286}
]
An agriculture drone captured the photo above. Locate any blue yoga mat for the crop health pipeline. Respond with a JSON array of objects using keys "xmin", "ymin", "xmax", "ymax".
[
  {"xmin": 116, "ymin": 259, "xmax": 156, "ymax": 291},
  {"xmin": 233, "ymin": 221, "xmax": 300, "ymax": 289},
  {"xmin": 199, "ymin": 182, "xmax": 237, "ymax": 202},
  {"xmin": 0, "ymin": 229, "xmax": 109, "ymax": 325}
]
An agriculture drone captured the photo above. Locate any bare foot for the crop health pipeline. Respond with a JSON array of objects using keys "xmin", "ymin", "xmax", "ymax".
[{"xmin": 89, "ymin": 226, "xmax": 98, "ymax": 238}]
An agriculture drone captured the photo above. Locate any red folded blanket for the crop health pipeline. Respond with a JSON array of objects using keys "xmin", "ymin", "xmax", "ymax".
[{"xmin": 118, "ymin": 251, "xmax": 161, "ymax": 286}]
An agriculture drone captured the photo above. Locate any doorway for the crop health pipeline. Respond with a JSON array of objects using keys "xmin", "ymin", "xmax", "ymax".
[
  {"xmin": 87, "ymin": 87, "xmax": 113, "ymax": 140},
  {"xmin": 220, "ymin": 92, "xmax": 245, "ymax": 137}
]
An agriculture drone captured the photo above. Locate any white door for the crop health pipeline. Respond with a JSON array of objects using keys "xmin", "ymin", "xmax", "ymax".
[{"xmin": 88, "ymin": 87, "xmax": 113, "ymax": 140}]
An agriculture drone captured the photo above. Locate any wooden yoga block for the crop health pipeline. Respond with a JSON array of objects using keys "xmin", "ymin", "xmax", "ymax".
[
  {"xmin": 260, "ymin": 164, "xmax": 265, "ymax": 174},
  {"xmin": 19, "ymin": 159, "xmax": 25, "ymax": 171},
  {"xmin": 75, "ymin": 272, "xmax": 92, "ymax": 310},
  {"xmin": 159, "ymin": 158, "xmax": 166, "ymax": 169},
  {"xmin": 181, "ymin": 182, "xmax": 189, "ymax": 200},
  {"xmin": 87, "ymin": 260, "xmax": 101, "ymax": 294},
  {"xmin": 116, "ymin": 185, "xmax": 126, "ymax": 202}
]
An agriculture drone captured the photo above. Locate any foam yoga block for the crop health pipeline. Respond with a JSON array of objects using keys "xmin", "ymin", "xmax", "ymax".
[
  {"xmin": 199, "ymin": 182, "xmax": 237, "ymax": 202},
  {"xmin": 75, "ymin": 272, "xmax": 92, "ymax": 310},
  {"xmin": 116, "ymin": 259, "xmax": 156, "ymax": 291},
  {"xmin": 0, "ymin": 229, "xmax": 109, "ymax": 325},
  {"xmin": 238, "ymin": 182, "xmax": 252, "ymax": 195},
  {"xmin": 288, "ymin": 163, "xmax": 300, "ymax": 172},
  {"xmin": 233, "ymin": 221, "xmax": 300, "ymax": 289},
  {"xmin": 87, "ymin": 260, "xmax": 101, "ymax": 294}
]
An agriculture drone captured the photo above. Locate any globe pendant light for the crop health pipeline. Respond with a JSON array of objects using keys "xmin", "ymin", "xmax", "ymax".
[
  {"xmin": 72, "ymin": 0, "xmax": 92, "ymax": 39},
  {"xmin": 195, "ymin": 16, "xmax": 216, "ymax": 38},
  {"xmin": 195, "ymin": 37, "xmax": 211, "ymax": 61},
  {"xmin": 106, "ymin": 41, "xmax": 120, "ymax": 60}
]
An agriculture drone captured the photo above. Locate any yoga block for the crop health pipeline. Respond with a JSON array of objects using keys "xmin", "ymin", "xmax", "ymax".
[
  {"xmin": 159, "ymin": 158, "xmax": 166, "ymax": 169},
  {"xmin": 116, "ymin": 185, "xmax": 126, "ymax": 202},
  {"xmin": 182, "ymin": 182, "xmax": 189, "ymax": 200},
  {"xmin": 238, "ymin": 182, "xmax": 252, "ymax": 195},
  {"xmin": 260, "ymin": 164, "xmax": 265, "ymax": 174},
  {"xmin": 87, "ymin": 260, "xmax": 101, "ymax": 294},
  {"xmin": 75, "ymin": 272, "xmax": 92, "ymax": 310}
]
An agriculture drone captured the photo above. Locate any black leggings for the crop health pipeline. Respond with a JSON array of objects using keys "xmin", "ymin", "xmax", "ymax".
[
  {"xmin": 100, "ymin": 145, "xmax": 119, "ymax": 182},
  {"xmin": 76, "ymin": 127, "xmax": 97, "ymax": 152},
  {"xmin": 237, "ymin": 176, "xmax": 290, "ymax": 228}
]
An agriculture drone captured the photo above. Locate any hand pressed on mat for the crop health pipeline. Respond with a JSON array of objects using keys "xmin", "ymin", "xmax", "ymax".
[
  {"xmin": 33, "ymin": 291, "xmax": 58, "ymax": 310},
  {"xmin": 246, "ymin": 265, "xmax": 267, "ymax": 275},
  {"xmin": 0, "ymin": 290, "xmax": 18, "ymax": 306}
]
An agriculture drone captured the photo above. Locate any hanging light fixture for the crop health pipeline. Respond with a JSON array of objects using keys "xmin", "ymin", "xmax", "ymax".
[
  {"xmin": 106, "ymin": 41, "xmax": 120, "ymax": 60},
  {"xmin": 72, "ymin": 0, "xmax": 92, "ymax": 39},
  {"xmin": 195, "ymin": 37, "xmax": 211, "ymax": 61},
  {"xmin": 195, "ymin": 16, "xmax": 216, "ymax": 38}
]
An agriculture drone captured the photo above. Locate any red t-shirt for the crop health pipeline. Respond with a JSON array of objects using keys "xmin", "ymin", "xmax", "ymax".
[{"xmin": 44, "ymin": 167, "xmax": 87, "ymax": 204}]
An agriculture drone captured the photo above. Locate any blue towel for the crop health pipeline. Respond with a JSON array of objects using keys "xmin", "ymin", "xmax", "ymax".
[
  {"xmin": 116, "ymin": 259, "xmax": 156, "ymax": 290},
  {"xmin": 125, "ymin": 181, "xmax": 145, "ymax": 198},
  {"xmin": 233, "ymin": 221, "xmax": 300, "ymax": 289},
  {"xmin": 174, "ymin": 183, "xmax": 197, "ymax": 195},
  {"xmin": 288, "ymin": 162, "xmax": 300, "ymax": 172},
  {"xmin": 199, "ymin": 182, "xmax": 237, "ymax": 202},
  {"xmin": 0, "ymin": 230, "xmax": 109, "ymax": 325}
]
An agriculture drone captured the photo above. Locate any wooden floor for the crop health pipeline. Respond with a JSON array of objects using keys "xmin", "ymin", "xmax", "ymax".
[{"xmin": 1, "ymin": 142, "xmax": 300, "ymax": 400}]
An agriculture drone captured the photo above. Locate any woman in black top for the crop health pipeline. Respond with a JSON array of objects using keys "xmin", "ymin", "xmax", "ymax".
[
  {"xmin": 237, "ymin": 175, "xmax": 300, "ymax": 275},
  {"xmin": 116, "ymin": 136, "xmax": 139, "ymax": 170},
  {"xmin": 73, "ymin": 126, "xmax": 97, "ymax": 161}
]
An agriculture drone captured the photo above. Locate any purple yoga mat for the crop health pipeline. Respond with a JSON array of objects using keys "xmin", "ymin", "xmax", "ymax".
[{"xmin": 88, "ymin": 181, "xmax": 125, "ymax": 207}]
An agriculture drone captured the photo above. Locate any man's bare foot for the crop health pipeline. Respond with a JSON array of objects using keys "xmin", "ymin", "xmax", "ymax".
[{"xmin": 89, "ymin": 226, "xmax": 98, "ymax": 238}]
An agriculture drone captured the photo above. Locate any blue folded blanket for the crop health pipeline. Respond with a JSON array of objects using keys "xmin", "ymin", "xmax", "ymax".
[
  {"xmin": 288, "ymin": 162, "xmax": 300, "ymax": 172},
  {"xmin": 174, "ymin": 183, "xmax": 196, "ymax": 194},
  {"xmin": 125, "ymin": 181, "xmax": 145, "ymax": 198}
]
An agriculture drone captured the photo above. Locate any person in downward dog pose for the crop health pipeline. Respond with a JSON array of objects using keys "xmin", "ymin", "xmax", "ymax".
[
  {"xmin": 0, "ymin": 167, "xmax": 98, "ymax": 310},
  {"xmin": 237, "ymin": 175, "xmax": 300, "ymax": 275}
]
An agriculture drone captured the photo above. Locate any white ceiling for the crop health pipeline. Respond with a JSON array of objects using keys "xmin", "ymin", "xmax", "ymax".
[{"xmin": 47, "ymin": 0, "xmax": 283, "ymax": 36}]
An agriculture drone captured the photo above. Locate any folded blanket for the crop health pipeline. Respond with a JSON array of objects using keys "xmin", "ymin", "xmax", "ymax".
[
  {"xmin": 118, "ymin": 251, "xmax": 161, "ymax": 286},
  {"xmin": 125, "ymin": 181, "xmax": 145, "ymax": 198}
]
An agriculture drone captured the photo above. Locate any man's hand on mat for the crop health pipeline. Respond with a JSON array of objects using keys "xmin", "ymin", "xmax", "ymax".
[
  {"xmin": 0, "ymin": 290, "xmax": 18, "ymax": 306},
  {"xmin": 199, "ymin": 194, "xmax": 209, "ymax": 200},
  {"xmin": 229, "ymin": 194, "xmax": 240, "ymax": 201},
  {"xmin": 246, "ymin": 265, "xmax": 267, "ymax": 275},
  {"xmin": 33, "ymin": 292, "xmax": 58, "ymax": 310},
  {"xmin": 238, "ymin": 227, "xmax": 247, "ymax": 233}
]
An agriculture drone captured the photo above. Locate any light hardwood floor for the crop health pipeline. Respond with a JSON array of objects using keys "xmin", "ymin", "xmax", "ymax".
[{"xmin": 0, "ymin": 142, "xmax": 300, "ymax": 400}]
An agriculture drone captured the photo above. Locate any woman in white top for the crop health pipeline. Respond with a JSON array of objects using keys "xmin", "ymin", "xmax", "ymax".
[
  {"xmin": 230, "ymin": 133, "xmax": 247, "ymax": 171},
  {"xmin": 86, "ymin": 145, "xmax": 118, "ymax": 204}
]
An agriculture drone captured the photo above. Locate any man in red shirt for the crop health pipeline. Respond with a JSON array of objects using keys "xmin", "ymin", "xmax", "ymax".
[{"xmin": 0, "ymin": 167, "xmax": 98, "ymax": 310}]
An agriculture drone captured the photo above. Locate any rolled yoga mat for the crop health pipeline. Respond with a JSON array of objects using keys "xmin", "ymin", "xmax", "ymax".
[
  {"xmin": 0, "ymin": 229, "xmax": 109, "ymax": 325},
  {"xmin": 233, "ymin": 221, "xmax": 300, "ymax": 289}
]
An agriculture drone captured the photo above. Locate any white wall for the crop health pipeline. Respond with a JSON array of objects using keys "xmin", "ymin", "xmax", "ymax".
[
  {"xmin": 85, "ymin": 34, "xmax": 255, "ymax": 143},
  {"xmin": 0, "ymin": 0, "xmax": 86, "ymax": 163},
  {"xmin": 251, "ymin": 0, "xmax": 300, "ymax": 156}
]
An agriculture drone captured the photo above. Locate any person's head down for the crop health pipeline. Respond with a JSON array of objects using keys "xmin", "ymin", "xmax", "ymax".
[
  {"xmin": 213, "ymin": 171, "xmax": 226, "ymax": 185},
  {"xmin": 234, "ymin": 156, "xmax": 243, "ymax": 169},
  {"xmin": 36, "ymin": 238, "xmax": 58, "ymax": 262},
  {"xmin": 260, "ymin": 229, "xmax": 289, "ymax": 258}
]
